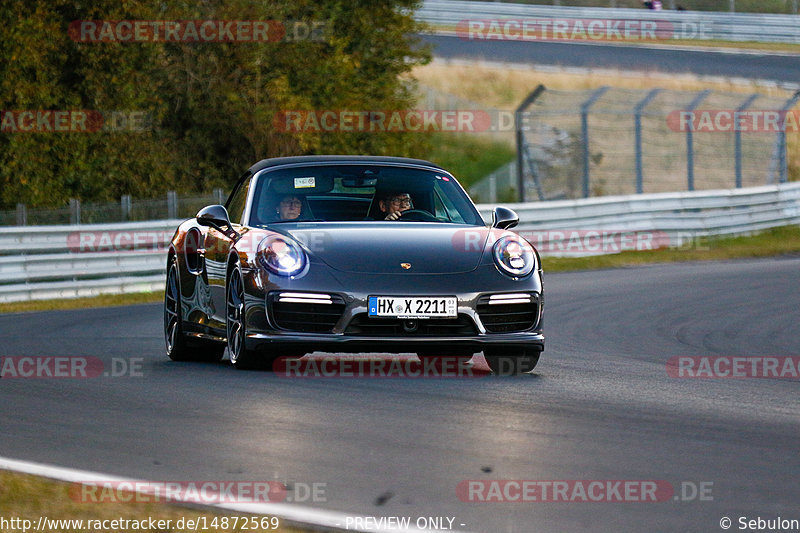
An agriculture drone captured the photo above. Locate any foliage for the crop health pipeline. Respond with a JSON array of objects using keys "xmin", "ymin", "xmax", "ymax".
[{"xmin": 0, "ymin": 0, "xmax": 431, "ymax": 208}]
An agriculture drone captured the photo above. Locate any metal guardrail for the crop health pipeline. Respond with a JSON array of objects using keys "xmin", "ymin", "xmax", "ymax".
[
  {"xmin": 1, "ymin": 183, "xmax": 799, "ymax": 303},
  {"xmin": 0, "ymin": 220, "xmax": 179, "ymax": 303},
  {"xmin": 417, "ymin": 0, "xmax": 800, "ymax": 44}
]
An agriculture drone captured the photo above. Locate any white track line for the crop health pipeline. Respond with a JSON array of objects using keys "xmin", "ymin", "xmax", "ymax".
[{"xmin": 0, "ymin": 456, "xmax": 473, "ymax": 533}]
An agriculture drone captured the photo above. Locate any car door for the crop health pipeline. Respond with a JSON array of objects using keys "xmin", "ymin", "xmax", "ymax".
[{"xmin": 204, "ymin": 172, "xmax": 252, "ymax": 329}]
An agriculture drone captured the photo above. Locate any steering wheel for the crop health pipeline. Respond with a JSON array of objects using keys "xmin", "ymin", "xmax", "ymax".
[{"xmin": 397, "ymin": 209, "xmax": 439, "ymax": 222}]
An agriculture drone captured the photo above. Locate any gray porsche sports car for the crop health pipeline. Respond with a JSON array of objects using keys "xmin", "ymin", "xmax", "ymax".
[{"xmin": 164, "ymin": 156, "xmax": 544, "ymax": 374}]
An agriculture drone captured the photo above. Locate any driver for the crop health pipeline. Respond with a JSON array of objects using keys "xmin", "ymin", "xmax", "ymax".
[{"xmin": 378, "ymin": 191, "xmax": 413, "ymax": 221}]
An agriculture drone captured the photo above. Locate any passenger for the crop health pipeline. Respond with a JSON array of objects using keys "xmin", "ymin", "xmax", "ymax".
[
  {"xmin": 276, "ymin": 194, "xmax": 303, "ymax": 220},
  {"xmin": 378, "ymin": 191, "xmax": 413, "ymax": 220}
]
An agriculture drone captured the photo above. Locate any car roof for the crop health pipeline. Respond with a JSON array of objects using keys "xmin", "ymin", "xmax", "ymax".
[{"xmin": 247, "ymin": 155, "xmax": 446, "ymax": 174}]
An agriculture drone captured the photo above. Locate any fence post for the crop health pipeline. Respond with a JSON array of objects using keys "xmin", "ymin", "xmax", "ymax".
[
  {"xmin": 167, "ymin": 191, "xmax": 178, "ymax": 219},
  {"xmin": 515, "ymin": 85, "xmax": 546, "ymax": 202},
  {"xmin": 16, "ymin": 203, "xmax": 27, "ymax": 226},
  {"xmin": 634, "ymin": 88, "xmax": 661, "ymax": 194},
  {"xmin": 214, "ymin": 187, "xmax": 225, "ymax": 205},
  {"xmin": 685, "ymin": 90, "xmax": 711, "ymax": 192},
  {"xmin": 121, "ymin": 194, "xmax": 132, "ymax": 221},
  {"xmin": 734, "ymin": 94, "xmax": 759, "ymax": 188},
  {"xmin": 581, "ymin": 86, "xmax": 609, "ymax": 198},
  {"xmin": 69, "ymin": 198, "xmax": 81, "ymax": 225},
  {"xmin": 767, "ymin": 91, "xmax": 800, "ymax": 184}
]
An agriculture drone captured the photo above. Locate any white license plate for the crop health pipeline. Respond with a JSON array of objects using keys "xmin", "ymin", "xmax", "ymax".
[{"xmin": 368, "ymin": 296, "xmax": 457, "ymax": 319}]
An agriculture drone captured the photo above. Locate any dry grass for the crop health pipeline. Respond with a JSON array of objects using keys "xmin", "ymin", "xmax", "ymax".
[{"xmin": 412, "ymin": 61, "xmax": 798, "ymax": 110}]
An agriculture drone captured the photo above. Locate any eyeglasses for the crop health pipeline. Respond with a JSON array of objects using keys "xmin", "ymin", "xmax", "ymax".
[
  {"xmin": 389, "ymin": 197, "xmax": 412, "ymax": 207},
  {"xmin": 280, "ymin": 199, "xmax": 302, "ymax": 208}
]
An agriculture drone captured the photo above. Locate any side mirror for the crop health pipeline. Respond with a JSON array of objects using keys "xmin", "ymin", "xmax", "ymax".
[
  {"xmin": 196, "ymin": 205, "xmax": 240, "ymax": 239},
  {"xmin": 492, "ymin": 207, "xmax": 519, "ymax": 230}
]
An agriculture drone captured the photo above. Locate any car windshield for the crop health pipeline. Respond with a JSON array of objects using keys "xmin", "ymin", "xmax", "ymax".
[{"xmin": 247, "ymin": 164, "xmax": 484, "ymax": 226}]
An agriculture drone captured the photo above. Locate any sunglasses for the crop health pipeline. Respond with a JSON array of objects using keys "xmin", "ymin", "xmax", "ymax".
[{"xmin": 389, "ymin": 197, "xmax": 412, "ymax": 207}]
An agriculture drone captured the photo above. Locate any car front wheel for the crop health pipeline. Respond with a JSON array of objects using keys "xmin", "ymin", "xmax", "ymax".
[
  {"xmin": 226, "ymin": 266, "xmax": 275, "ymax": 370},
  {"xmin": 165, "ymin": 259, "xmax": 224, "ymax": 362}
]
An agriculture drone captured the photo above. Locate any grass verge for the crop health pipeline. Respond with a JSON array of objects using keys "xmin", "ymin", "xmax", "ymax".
[
  {"xmin": 0, "ymin": 291, "xmax": 164, "ymax": 314},
  {"xmin": 543, "ymin": 225, "xmax": 800, "ymax": 272},
  {"xmin": 0, "ymin": 470, "xmax": 307, "ymax": 533},
  {"xmin": 424, "ymin": 132, "xmax": 516, "ymax": 188}
]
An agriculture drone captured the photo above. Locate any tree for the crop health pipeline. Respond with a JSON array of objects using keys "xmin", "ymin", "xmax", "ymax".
[{"xmin": 0, "ymin": 0, "xmax": 430, "ymax": 209}]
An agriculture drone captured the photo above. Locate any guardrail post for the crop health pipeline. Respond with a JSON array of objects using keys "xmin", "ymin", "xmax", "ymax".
[
  {"xmin": 515, "ymin": 85, "xmax": 546, "ymax": 202},
  {"xmin": 634, "ymin": 89, "xmax": 661, "ymax": 194},
  {"xmin": 69, "ymin": 199, "xmax": 81, "ymax": 225},
  {"xmin": 581, "ymin": 86, "xmax": 609, "ymax": 198},
  {"xmin": 735, "ymin": 94, "xmax": 759, "ymax": 188},
  {"xmin": 214, "ymin": 188, "xmax": 225, "ymax": 205},
  {"xmin": 121, "ymin": 195, "xmax": 132, "ymax": 221},
  {"xmin": 16, "ymin": 204, "xmax": 27, "ymax": 226},
  {"xmin": 778, "ymin": 91, "xmax": 800, "ymax": 184},
  {"xmin": 167, "ymin": 190, "xmax": 178, "ymax": 219},
  {"xmin": 685, "ymin": 90, "xmax": 711, "ymax": 192}
]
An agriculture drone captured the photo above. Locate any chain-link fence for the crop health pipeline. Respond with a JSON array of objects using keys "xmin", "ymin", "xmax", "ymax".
[
  {"xmin": 515, "ymin": 85, "xmax": 800, "ymax": 201},
  {"xmin": 1, "ymin": 189, "xmax": 227, "ymax": 226}
]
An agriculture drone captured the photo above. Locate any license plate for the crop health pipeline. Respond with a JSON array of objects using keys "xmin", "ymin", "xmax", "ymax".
[{"xmin": 368, "ymin": 296, "xmax": 457, "ymax": 319}]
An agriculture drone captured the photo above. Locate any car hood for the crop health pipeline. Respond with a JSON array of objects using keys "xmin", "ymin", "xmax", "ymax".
[{"xmin": 284, "ymin": 223, "xmax": 490, "ymax": 274}]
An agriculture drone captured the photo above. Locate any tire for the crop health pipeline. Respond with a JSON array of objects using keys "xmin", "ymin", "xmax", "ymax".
[
  {"xmin": 484, "ymin": 347, "xmax": 540, "ymax": 376},
  {"xmin": 226, "ymin": 266, "xmax": 275, "ymax": 370},
  {"xmin": 165, "ymin": 259, "xmax": 225, "ymax": 362}
]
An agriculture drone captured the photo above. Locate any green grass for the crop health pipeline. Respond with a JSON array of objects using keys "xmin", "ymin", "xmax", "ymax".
[
  {"xmin": 0, "ymin": 470, "xmax": 306, "ymax": 533},
  {"xmin": 0, "ymin": 291, "xmax": 164, "ymax": 314},
  {"xmin": 425, "ymin": 132, "xmax": 516, "ymax": 188},
  {"xmin": 543, "ymin": 225, "xmax": 800, "ymax": 272}
]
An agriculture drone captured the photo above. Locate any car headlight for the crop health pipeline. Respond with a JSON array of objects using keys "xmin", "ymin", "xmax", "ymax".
[
  {"xmin": 257, "ymin": 235, "xmax": 307, "ymax": 277},
  {"xmin": 492, "ymin": 235, "xmax": 535, "ymax": 278}
]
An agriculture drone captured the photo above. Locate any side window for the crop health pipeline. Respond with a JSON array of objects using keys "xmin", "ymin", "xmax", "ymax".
[{"xmin": 226, "ymin": 172, "xmax": 252, "ymax": 224}]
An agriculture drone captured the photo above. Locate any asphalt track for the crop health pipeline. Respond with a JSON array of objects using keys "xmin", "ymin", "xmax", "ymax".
[
  {"xmin": 1, "ymin": 258, "xmax": 799, "ymax": 532},
  {"xmin": 421, "ymin": 34, "xmax": 800, "ymax": 84}
]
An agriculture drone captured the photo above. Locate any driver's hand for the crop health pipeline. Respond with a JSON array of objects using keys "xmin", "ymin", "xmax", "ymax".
[{"xmin": 384, "ymin": 210, "xmax": 402, "ymax": 221}]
